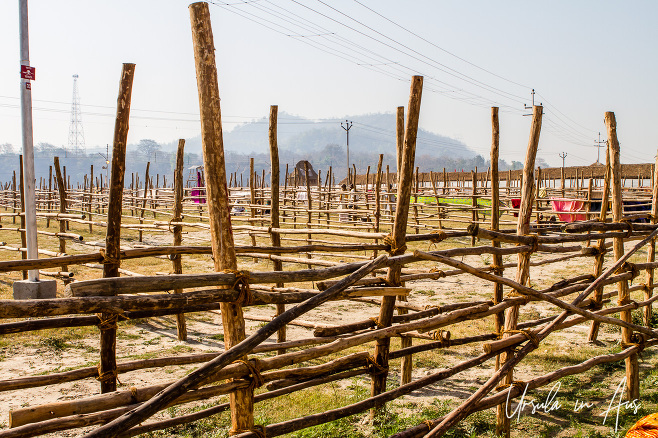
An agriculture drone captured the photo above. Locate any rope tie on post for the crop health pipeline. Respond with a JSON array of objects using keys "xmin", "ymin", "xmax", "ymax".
[
  {"xmin": 229, "ymin": 425, "xmax": 267, "ymax": 438},
  {"xmin": 233, "ymin": 358, "xmax": 265, "ymax": 392},
  {"xmin": 622, "ymin": 220, "xmax": 634, "ymax": 239},
  {"xmin": 99, "ymin": 248, "xmax": 121, "ymax": 266},
  {"xmin": 365, "ymin": 355, "xmax": 388, "ymax": 376},
  {"xmin": 225, "ymin": 270, "xmax": 254, "ymax": 306},
  {"xmin": 129, "ymin": 386, "xmax": 138, "ymax": 402},
  {"xmin": 369, "ymin": 317, "xmax": 384, "ymax": 329},
  {"xmin": 505, "ymin": 290, "xmax": 531, "ymax": 305},
  {"xmin": 428, "ymin": 267, "xmax": 446, "ymax": 278},
  {"xmin": 96, "ymin": 313, "xmax": 119, "ymax": 331},
  {"xmin": 621, "ymin": 262, "xmax": 640, "ymax": 280},
  {"xmin": 96, "ymin": 363, "xmax": 120, "ymax": 384},
  {"xmin": 423, "ymin": 420, "xmax": 435, "ymax": 431},
  {"xmin": 424, "ymin": 304, "xmax": 441, "ymax": 313},
  {"xmin": 428, "ymin": 230, "xmax": 448, "ymax": 250},
  {"xmin": 496, "ymin": 380, "xmax": 527, "ymax": 392},
  {"xmin": 502, "ymin": 329, "xmax": 540, "ymax": 348},
  {"xmin": 384, "ymin": 233, "xmax": 407, "ymax": 256},
  {"xmin": 429, "ymin": 330, "xmax": 451, "ymax": 347},
  {"xmin": 489, "ymin": 263, "xmax": 504, "ymax": 275}
]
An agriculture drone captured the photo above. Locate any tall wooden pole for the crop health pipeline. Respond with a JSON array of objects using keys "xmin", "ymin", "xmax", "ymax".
[
  {"xmin": 172, "ymin": 139, "xmax": 187, "ymax": 341},
  {"xmin": 395, "ymin": 106, "xmax": 404, "ymax": 187},
  {"xmin": 100, "ymin": 63, "xmax": 135, "ymax": 393},
  {"xmin": 606, "ymin": 111, "xmax": 639, "ymax": 400},
  {"xmin": 371, "ymin": 76, "xmax": 423, "ymax": 413},
  {"xmin": 53, "ymin": 156, "xmax": 67, "ymax": 272},
  {"xmin": 268, "ymin": 105, "xmax": 286, "ymax": 354},
  {"xmin": 498, "ymin": 105, "xmax": 542, "ymax": 437},
  {"xmin": 491, "ymin": 107, "xmax": 509, "ymax": 436},
  {"xmin": 190, "ymin": 2, "xmax": 252, "ymax": 431},
  {"xmin": 645, "ymin": 149, "xmax": 658, "ymax": 326},
  {"xmin": 588, "ymin": 145, "xmax": 611, "ymax": 342}
]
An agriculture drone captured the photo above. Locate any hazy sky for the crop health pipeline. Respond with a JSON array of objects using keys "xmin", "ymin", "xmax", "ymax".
[{"xmin": 1, "ymin": 0, "xmax": 656, "ymax": 167}]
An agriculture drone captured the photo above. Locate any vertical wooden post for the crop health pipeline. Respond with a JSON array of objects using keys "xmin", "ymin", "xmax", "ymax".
[
  {"xmin": 46, "ymin": 167, "xmax": 52, "ymax": 227},
  {"xmin": 606, "ymin": 111, "xmax": 639, "ymax": 400},
  {"xmin": 374, "ymin": 154, "xmax": 383, "ymax": 256},
  {"xmin": 396, "ymin": 106, "xmax": 404, "ymax": 188},
  {"xmin": 172, "ymin": 139, "xmax": 187, "ymax": 341},
  {"xmin": 645, "ymin": 149, "xmax": 658, "ymax": 326},
  {"xmin": 53, "ymin": 156, "xmax": 68, "ymax": 271},
  {"xmin": 100, "ymin": 63, "xmax": 135, "ymax": 394},
  {"xmin": 190, "ymin": 3, "xmax": 252, "ymax": 431},
  {"xmin": 268, "ymin": 106, "xmax": 286, "ymax": 354},
  {"xmin": 498, "ymin": 106, "xmax": 542, "ymax": 437},
  {"xmin": 371, "ymin": 76, "xmax": 423, "ymax": 414},
  {"xmin": 588, "ymin": 146, "xmax": 612, "ymax": 342},
  {"xmin": 138, "ymin": 162, "xmax": 150, "ymax": 243}
]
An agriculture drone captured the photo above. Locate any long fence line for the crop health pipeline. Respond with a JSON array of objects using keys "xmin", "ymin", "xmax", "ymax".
[{"xmin": 2, "ymin": 5, "xmax": 658, "ymax": 437}]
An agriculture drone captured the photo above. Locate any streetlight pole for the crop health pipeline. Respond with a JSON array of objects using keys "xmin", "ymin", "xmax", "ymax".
[{"xmin": 341, "ymin": 120, "xmax": 352, "ymax": 184}]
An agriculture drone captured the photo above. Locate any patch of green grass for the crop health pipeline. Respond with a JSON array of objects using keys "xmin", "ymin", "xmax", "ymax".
[{"xmin": 39, "ymin": 336, "xmax": 71, "ymax": 351}]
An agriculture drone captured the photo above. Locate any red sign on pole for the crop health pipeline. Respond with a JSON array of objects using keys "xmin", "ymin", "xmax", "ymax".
[{"xmin": 20, "ymin": 65, "xmax": 35, "ymax": 81}]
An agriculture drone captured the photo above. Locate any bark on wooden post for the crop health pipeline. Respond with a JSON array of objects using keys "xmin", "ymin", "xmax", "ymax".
[
  {"xmin": 88, "ymin": 165, "xmax": 94, "ymax": 233},
  {"xmin": 491, "ymin": 107, "xmax": 509, "ymax": 435},
  {"xmin": 645, "ymin": 149, "xmax": 658, "ymax": 326},
  {"xmin": 498, "ymin": 105, "xmax": 542, "ymax": 437},
  {"xmin": 100, "ymin": 63, "xmax": 136, "ymax": 394},
  {"xmin": 371, "ymin": 76, "xmax": 423, "ymax": 414},
  {"xmin": 172, "ymin": 139, "xmax": 187, "ymax": 341},
  {"xmin": 268, "ymin": 105, "xmax": 286, "ymax": 354},
  {"xmin": 606, "ymin": 111, "xmax": 639, "ymax": 400},
  {"xmin": 53, "ymin": 156, "xmax": 68, "ymax": 272},
  {"xmin": 138, "ymin": 162, "xmax": 150, "ymax": 243},
  {"xmin": 249, "ymin": 157, "xmax": 257, "ymax": 258},
  {"xmin": 190, "ymin": 2, "xmax": 253, "ymax": 431},
  {"xmin": 587, "ymin": 145, "xmax": 612, "ymax": 342},
  {"xmin": 396, "ymin": 106, "xmax": 404, "ymax": 188}
]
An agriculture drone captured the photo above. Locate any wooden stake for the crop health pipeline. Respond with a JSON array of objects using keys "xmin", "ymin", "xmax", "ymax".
[
  {"xmin": 100, "ymin": 63, "xmax": 136, "ymax": 394},
  {"xmin": 499, "ymin": 105, "xmax": 542, "ymax": 437},
  {"xmin": 268, "ymin": 105, "xmax": 286, "ymax": 354},
  {"xmin": 606, "ymin": 111, "xmax": 639, "ymax": 400},
  {"xmin": 189, "ymin": 3, "xmax": 251, "ymax": 432},
  {"xmin": 371, "ymin": 76, "xmax": 423, "ymax": 413},
  {"xmin": 172, "ymin": 139, "xmax": 187, "ymax": 341}
]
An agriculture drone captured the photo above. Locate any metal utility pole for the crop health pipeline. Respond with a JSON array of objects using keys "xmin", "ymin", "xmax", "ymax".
[
  {"xmin": 594, "ymin": 132, "xmax": 606, "ymax": 164},
  {"xmin": 68, "ymin": 74, "xmax": 86, "ymax": 156},
  {"xmin": 19, "ymin": 0, "xmax": 38, "ymax": 282},
  {"xmin": 559, "ymin": 151, "xmax": 568, "ymax": 169},
  {"xmin": 14, "ymin": 0, "xmax": 56, "ymax": 299},
  {"xmin": 341, "ymin": 120, "xmax": 352, "ymax": 183}
]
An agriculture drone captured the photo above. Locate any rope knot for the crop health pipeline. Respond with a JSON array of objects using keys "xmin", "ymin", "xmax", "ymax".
[
  {"xmin": 365, "ymin": 355, "xmax": 388, "ymax": 376},
  {"xmin": 384, "ymin": 234, "xmax": 407, "ymax": 256},
  {"xmin": 225, "ymin": 270, "xmax": 253, "ymax": 306},
  {"xmin": 233, "ymin": 358, "xmax": 265, "ymax": 391}
]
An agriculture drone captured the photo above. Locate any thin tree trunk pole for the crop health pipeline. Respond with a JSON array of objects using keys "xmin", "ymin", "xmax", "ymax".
[
  {"xmin": 491, "ymin": 107, "xmax": 508, "ymax": 436},
  {"xmin": 189, "ymin": 3, "xmax": 252, "ymax": 432},
  {"xmin": 396, "ymin": 106, "xmax": 404, "ymax": 187},
  {"xmin": 499, "ymin": 105, "xmax": 542, "ymax": 438},
  {"xmin": 588, "ymin": 145, "xmax": 611, "ymax": 341},
  {"xmin": 268, "ymin": 105, "xmax": 286, "ymax": 355},
  {"xmin": 138, "ymin": 162, "xmax": 150, "ymax": 243},
  {"xmin": 645, "ymin": 149, "xmax": 658, "ymax": 326},
  {"xmin": 371, "ymin": 76, "xmax": 423, "ymax": 413},
  {"xmin": 606, "ymin": 111, "xmax": 639, "ymax": 401},
  {"xmin": 172, "ymin": 139, "xmax": 187, "ymax": 341},
  {"xmin": 53, "ymin": 156, "xmax": 68, "ymax": 272},
  {"xmin": 100, "ymin": 63, "xmax": 136, "ymax": 394}
]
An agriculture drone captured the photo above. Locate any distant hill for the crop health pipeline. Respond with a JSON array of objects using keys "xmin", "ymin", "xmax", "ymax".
[{"xmin": 162, "ymin": 112, "xmax": 475, "ymax": 159}]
